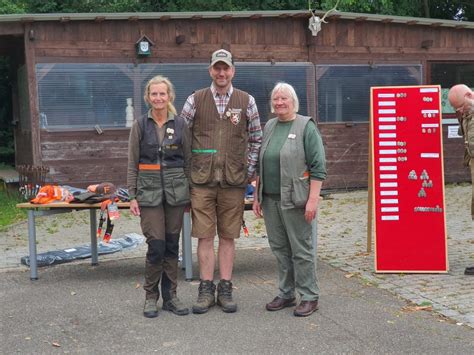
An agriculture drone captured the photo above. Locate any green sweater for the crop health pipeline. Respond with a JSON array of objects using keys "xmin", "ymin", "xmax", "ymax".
[{"xmin": 262, "ymin": 119, "xmax": 326, "ymax": 195}]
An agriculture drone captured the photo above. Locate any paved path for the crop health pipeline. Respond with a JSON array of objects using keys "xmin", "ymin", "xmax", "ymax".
[
  {"xmin": 317, "ymin": 184, "xmax": 473, "ymax": 328},
  {"xmin": 1, "ymin": 184, "xmax": 473, "ymax": 329},
  {"xmin": 1, "ymin": 249, "xmax": 473, "ymax": 354}
]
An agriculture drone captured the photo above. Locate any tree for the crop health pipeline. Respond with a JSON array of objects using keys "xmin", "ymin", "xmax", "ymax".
[
  {"xmin": 0, "ymin": 0, "xmax": 472, "ymax": 20},
  {"xmin": 318, "ymin": 0, "xmax": 473, "ymax": 21},
  {"xmin": 0, "ymin": 0, "xmax": 25, "ymax": 14}
]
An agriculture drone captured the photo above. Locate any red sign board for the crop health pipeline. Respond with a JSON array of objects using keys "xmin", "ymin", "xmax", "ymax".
[{"xmin": 370, "ymin": 85, "xmax": 448, "ymax": 272}]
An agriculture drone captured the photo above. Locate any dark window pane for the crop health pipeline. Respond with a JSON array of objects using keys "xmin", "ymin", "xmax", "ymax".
[
  {"xmin": 37, "ymin": 63, "xmax": 134, "ymax": 129},
  {"xmin": 141, "ymin": 63, "xmax": 314, "ymax": 124},
  {"xmin": 36, "ymin": 62, "xmax": 315, "ymax": 130},
  {"xmin": 317, "ymin": 65, "xmax": 422, "ymax": 122},
  {"xmin": 430, "ymin": 62, "xmax": 474, "ymax": 114}
]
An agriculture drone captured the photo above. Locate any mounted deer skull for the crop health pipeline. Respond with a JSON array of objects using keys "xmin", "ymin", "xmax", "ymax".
[{"xmin": 308, "ymin": 0, "xmax": 340, "ymax": 36}]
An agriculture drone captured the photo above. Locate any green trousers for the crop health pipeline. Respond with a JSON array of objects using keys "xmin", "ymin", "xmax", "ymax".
[{"xmin": 262, "ymin": 194, "xmax": 319, "ymax": 301}]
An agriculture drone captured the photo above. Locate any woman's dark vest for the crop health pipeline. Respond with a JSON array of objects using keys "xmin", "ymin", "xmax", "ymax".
[{"xmin": 135, "ymin": 114, "xmax": 190, "ymax": 207}]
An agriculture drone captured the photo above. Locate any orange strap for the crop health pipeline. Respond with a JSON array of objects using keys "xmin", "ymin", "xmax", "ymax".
[
  {"xmin": 303, "ymin": 171, "xmax": 310, "ymax": 178},
  {"xmin": 139, "ymin": 164, "xmax": 161, "ymax": 171}
]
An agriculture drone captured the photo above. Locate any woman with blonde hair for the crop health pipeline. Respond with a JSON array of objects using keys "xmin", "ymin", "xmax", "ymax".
[{"xmin": 127, "ymin": 75, "xmax": 191, "ymax": 317}]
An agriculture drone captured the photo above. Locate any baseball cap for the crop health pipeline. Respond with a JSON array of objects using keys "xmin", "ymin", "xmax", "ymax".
[
  {"xmin": 88, "ymin": 182, "xmax": 117, "ymax": 198},
  {"xmin": 210, "ymin": 49, "xmax": 234, "ymax": 67}
]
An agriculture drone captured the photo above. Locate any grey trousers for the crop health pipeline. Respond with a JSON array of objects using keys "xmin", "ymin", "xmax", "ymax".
[{"xmin": 262, "ymin": 194, "xmax": 319, "ymax": 301}]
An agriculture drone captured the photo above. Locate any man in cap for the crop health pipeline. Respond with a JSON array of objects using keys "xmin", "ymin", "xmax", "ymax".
[
  {"xmin": 448, "ymin": 84, "xmax": 474, "ymax": 275},
  {"xmin": 180, "ymin": 49, "xmax": 262, "ymax": 312}
]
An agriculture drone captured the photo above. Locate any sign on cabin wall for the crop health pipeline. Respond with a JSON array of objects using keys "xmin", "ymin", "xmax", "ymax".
[{"xmin": 369, "ymin": 85, "xmax": 448, "ymax": 273}]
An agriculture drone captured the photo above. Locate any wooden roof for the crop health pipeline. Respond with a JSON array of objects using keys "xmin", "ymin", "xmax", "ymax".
[{"xmin": 0, "ymin": 10, "xmax": 472, "ymax": 30}]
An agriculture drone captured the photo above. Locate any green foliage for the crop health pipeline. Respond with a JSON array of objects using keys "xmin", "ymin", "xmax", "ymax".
[
  {"xmin": 0, "ymin": 0, "xmax": 25, "ymax": 14},
  {"xmin": 319, "ymin": 0, "xmax": 473, "ymax": 20},
  {"xmin": 0, "ymin": 0, "xmax": 472, "ymax": 20},
  {"xmin": 0, "ymin": 189, "xmax": 26, "ymax": 228}
]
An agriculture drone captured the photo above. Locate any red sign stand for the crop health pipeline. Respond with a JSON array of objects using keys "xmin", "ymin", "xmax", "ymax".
[{"xmin": 369, "ymin": 85, "xmax": 448, "ymax": 273}]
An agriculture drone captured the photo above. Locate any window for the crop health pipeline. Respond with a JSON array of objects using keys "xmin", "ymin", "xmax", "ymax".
[
  {"xmin": 37, "ymin": 63, "xmax": 134, "ymax": 130},
  {"xmin": 430, "ymin": 62, "xmax": 474, "ymax": 114},
  {"xmin": 317, "ymin": 65, "xmax": 422, "ymax": 123},
  {"xmin": 36, "ymin": 62, "xmax": 315, "ymax": 130}
]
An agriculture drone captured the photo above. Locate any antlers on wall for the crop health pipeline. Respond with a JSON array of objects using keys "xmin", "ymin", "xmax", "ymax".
[
  {"xmin": 308, "ymin": 0, "xmax": 340, "ymax": 36},
  {"xmin": 320, "ymin": 0, "xmax": 340, "ymax": 23}
]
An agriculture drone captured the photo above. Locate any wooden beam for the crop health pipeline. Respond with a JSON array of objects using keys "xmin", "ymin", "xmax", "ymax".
[
  {"xmin": 23, "ymin": 24, "xmax": 41, "ymax": 166},
  {"xmin": 249, "ymin": 14, "xmax": 262, "ymax": 20},
  {"xmin": 94, "ymin": 16, "xmax": 106, "ymax": 22},
  {"xmin": 430, "ymin": 22, "xmax": 441, "ymax": 27},
  {"xmin": 20, "ymin": 17, "xmax": 35, "ymax": 23},
  {"xmin": 355, "ymin": 17, "xmax": 367, "ymax": 22},
  {"xmin": 159, "ymin": 15, "xmax": 170, "ymax": 21},
  {"xmin": 128, "ymin": 16, "xmax": 139, "ymax": 22},
  {"xmin": 0, "ymin": 23, "xmax": 24, "ymax": 35},
  {"xmin": 381, "ymin": 18, "xmax": 393, "ymax": 23},
  {"xmin": 221, "ymin": 15, "xmax": 233, "ymax": 20},
  {"xmin": 455, "ymin": 24, "xmax": 466, "ymax": 30},
  {"xmin": 406, "ymin": 20, "xmax": 418, "ymax": 25},
  {"xmin": 59, "ymin": 17, "xmax": 71, "ymax": 23},
  {"xmin": 293, "ymin": 13, "xmax": 309, "ymax": 18},
  {"xmin": 191, "ymin": 15, "xmax": 203, "ymax": 20}
]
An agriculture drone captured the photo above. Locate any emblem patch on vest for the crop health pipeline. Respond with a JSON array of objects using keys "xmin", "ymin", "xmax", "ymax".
[{"xmin": 227, "ymin": 108, "xmax": 242, "ymax": 125}]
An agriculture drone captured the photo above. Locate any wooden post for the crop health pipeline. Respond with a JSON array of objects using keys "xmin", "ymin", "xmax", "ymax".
[
  {"xmin": 367, "ymin": 88, "xmax": 374, "ymax": 253},
  {"xmin": 24, "ymin": 23, "xmax": 41, "ymax": 166}
]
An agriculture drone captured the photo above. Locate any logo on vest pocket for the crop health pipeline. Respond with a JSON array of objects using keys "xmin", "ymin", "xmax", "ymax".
[{"xmin": 227, "ymin": 108, "xmax": 242, "ymax": 125}]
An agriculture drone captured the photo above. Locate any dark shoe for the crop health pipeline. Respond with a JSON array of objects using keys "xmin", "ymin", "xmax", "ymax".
[
  {"xmin": 265, "ymin": 296, "xmax": 296, "ymax": 311},
  {"xmin": 465, "ymin": 266, "xmax": 474, "ymax": 275},
  {"xmin": 143, "ymin": 299, "xmax": 158, "ymax": 318},
  {"xmin": 192, "ymin": 280, "xmax": 216, "ymax": 314},
  {"xmin": 294, "ymin": 300, "xmax": 319, "ymax": 317},
  {"xmin": 217, "ymin": 279, "xmax": 237, "ymax": 313},
  {"xmin": 163, "ymin": 297, "xmax": 189, "ymax": 316}
]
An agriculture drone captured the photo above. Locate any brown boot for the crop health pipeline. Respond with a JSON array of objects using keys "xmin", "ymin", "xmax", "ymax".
[
  {"xmin": 192, "ymin": 280, "xmax": 216, "ymax": 314},
  {"xmin": 294, "ymin": 300, "xmax": 319, "ymax": 317},
  {"xmin": 217, "ymin": 279, "xmax": 237, "ymax": 313},
  {"xmin": 266, "ymin": 296, "xmax": 296, "ymax": 311}
]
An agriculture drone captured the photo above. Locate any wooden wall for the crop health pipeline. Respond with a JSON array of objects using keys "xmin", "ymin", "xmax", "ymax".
[
  {"xmin": 7, "ymin": 16, "xmax": 473, "ymax": 188},
  {"xmin": 40, "ymin": 130, "xmax": 128, "ymax": 187}
]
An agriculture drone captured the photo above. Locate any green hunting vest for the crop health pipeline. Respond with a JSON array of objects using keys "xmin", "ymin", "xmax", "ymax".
[{"xmin": 258, "ymin": 114, "xmax": 314, "ymax": 210}]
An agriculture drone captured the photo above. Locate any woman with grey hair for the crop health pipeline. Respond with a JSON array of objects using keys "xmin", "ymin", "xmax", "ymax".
[{"xmin": 253, "ymin": 82, "xmax": 327, "ymax": 317}]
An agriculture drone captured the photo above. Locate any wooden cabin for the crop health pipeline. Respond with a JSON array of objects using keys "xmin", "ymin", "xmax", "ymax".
[{"xmin": 0, "ymin": 10, "xmax": 473, "ymax": 189}]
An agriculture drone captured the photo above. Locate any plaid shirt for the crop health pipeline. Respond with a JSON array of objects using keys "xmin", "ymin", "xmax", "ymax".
[{"xmin": 180, "ymin": 84, "xmax": 262, "ymax": 178}]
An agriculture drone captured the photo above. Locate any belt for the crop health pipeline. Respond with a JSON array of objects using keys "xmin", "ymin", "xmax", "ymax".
[{"xmin": 138, "ymin": 164, "xmax": 161, "ymax": 171}]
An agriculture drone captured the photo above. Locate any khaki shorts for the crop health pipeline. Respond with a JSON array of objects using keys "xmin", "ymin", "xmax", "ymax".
[{"xmin": 191, "ymin": 186, "xmax": 245, "ymax": 239}]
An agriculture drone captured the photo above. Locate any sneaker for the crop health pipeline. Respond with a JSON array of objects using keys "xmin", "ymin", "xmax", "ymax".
[
  {"xmin": 192, "ymin": 280, "xmax": 216, "ymax": 314},
  {"xmin": 143, "ymin": 299, "xmax": 158, "ymax": 318},
  {"xmin": 217, "ymin": 279, "xmax": 237, "ymax": 313},
  {"xmin": 163, "ymin": 297, "xmax": 189, "ymax": 316}
]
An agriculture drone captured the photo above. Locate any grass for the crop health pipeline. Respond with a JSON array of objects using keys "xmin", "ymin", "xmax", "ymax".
[{"xmin": 0, "ymin": 189, "xmax": 27, "ymax": 228}]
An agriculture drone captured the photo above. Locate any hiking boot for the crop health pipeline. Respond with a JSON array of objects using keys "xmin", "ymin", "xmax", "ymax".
[
  {"xmin": 143, "ymin": 299, "xmax": 158, "ymax": 318},
  {"xmin": 217, "ymin": 279, "xmax": 237, "ymax": 313},
  {"xmin": 163, "ymin": 297, "xmax": 189, "ymax": 316},
  {"xmin": 192, "ymin": 280, "xmax": 216, "ymax": 314}
]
